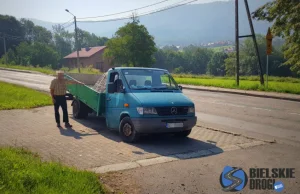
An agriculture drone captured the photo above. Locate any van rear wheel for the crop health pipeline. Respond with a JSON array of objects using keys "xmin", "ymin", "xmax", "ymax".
[
  {"xmin": 119, "ymin": 117, "xmax": 139, "ymax": 143},
  {"xmin": 72, "ymin": 99, "xmax": 88, "ymax": 119}
]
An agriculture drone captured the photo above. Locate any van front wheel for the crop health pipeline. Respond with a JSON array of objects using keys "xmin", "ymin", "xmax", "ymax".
[
  {"xmin": 119, "ymin": 117, "xmax": 139, "ymax": 143},
  {"xmin": 174, "ymin": 129, "xmax": 192, "ymax": 137}
]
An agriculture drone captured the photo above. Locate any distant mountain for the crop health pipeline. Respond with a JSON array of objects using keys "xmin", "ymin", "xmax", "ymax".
[{"xmin": 29, "ymin": 0, "xmax": 272, "ymax": 45}]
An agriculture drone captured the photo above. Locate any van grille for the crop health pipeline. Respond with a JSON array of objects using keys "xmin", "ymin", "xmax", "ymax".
[{"xmin": 155, "ymin": 107, "xmax": 188, "ymax": 116}]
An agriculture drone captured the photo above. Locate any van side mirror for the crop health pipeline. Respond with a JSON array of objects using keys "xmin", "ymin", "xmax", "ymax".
[
  {"xmin": 178, "ymin": 85, "xmax": 183, "ymax": 91},
  {"xmin": 116, "ymin": 79, "xmax": 125, "ymax": 93},
  {"xmin": 120, "ymin": 86, "xmax": 126, "ymax": 93},
  {"xmin": 107, "ymin": 83, "xmax": 115, "ymax": 93}
]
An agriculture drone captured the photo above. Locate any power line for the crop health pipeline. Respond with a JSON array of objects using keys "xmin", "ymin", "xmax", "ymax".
[
  {"xmin": 77, "ymin": 0, "xmax": 198, "ymax": 23},
  {"xmin": 61, "ymin": 18, "xmax": 74, "ymax": 26},
  {"xmin": 77, "ymin": 0, "xmax": 170, "ymax": 20},
  {"xmin": 62, "ymin": 22, "xmax": 74, "ymax": 29}
]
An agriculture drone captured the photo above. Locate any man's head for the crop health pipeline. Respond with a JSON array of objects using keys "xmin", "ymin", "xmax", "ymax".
[{"xmin": 56, "ymin": 70, "xmax": 64, "ymax": 80}]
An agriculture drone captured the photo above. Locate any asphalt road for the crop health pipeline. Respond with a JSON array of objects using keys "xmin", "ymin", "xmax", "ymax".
[{"xmin": 1, "ymin": 69, "xmax": 300, "ymax": 146}]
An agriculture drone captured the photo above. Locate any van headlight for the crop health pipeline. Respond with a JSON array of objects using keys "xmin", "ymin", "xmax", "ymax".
[
  {"xmin": 188, "ymin": 107, "xmax": 195, "ymax": 113},
  {"xmin": 137, "ymin": 107, "xmax": 157, "ymax": 115}
]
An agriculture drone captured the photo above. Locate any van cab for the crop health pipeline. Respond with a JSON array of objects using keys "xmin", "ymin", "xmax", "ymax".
[{"xmin": 105, "ymin": 67, "xmax": 197, "ymax": 142}]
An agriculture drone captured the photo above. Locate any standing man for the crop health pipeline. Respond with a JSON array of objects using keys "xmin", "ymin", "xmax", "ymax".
[{"xmin": 50, "ymin": 70, "xmax": 83, "ymax": 128}]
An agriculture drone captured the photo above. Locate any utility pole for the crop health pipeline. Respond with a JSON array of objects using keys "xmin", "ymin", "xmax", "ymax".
[
  {"xmin": 1, "ymin": 33, "xmax": 7, "ymax": 64},
  {"xmin": 74, "ymin": 16, "xmax": 81, "ymax": 73},
  {"xmin": 266, "ymin": 27, "xmax": 273, "ymax": 88},
  {"xmin": 235, "ymin": 0, "xmax": 265, "ymax": 86},
  {"xmin": 244, "ymin": 0, "xmax": 264, "ymax": 85},
  {"xmin": 235, "ymin": 0, "xmax": 239, "ymax": 86},
  {"xmin": 66, "ymin": 9, "xmax": 81, "ymax": 73}
]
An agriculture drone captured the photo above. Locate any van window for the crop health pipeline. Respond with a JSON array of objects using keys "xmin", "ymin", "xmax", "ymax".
[{"xmin": 122, "ymin": 69, "xmax": 179, "ymax": 90}]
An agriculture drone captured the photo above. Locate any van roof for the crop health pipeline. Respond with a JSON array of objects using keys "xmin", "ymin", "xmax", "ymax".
[{"xmin": 108, "ymin": 67, "xmax": 168, "ymax": 71}]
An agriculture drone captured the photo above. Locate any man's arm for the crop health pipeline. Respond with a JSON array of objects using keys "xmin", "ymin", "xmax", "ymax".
[
  {"xmin": 50, "ymin": 89, "xmax": 55, "ymax": 98},
  {"xmin": 66, "ymin": 79, "xmax": 84, "ymax": 85},
  {"xmin": 50, "ymin": 80, "xmax": 55, "ymax": 103}
]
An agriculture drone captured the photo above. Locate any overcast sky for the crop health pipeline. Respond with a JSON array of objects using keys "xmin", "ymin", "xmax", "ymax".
[{"xmin": 0, "ymin": 0, "xmax": 229, "ymax": 23}]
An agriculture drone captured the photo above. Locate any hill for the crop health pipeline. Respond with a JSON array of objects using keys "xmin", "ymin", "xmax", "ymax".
[{"xmin": 29, "ymin": 0, "xmax": 272, "ymax": 45}]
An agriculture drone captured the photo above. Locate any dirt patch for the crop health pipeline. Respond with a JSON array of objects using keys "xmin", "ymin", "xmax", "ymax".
[{"xmin": 100, "ymin": 171, "xmax": 141, "ymax": 194}]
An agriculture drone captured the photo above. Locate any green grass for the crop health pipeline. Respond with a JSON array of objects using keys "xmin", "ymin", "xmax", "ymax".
[
  {"xmin": 0, "ymin": 147, "xmax": 106, "ymax": 194},
  {"xmin": 172, "ymin": 74, "xmax": 300, "ymax": 83},
  {"xmin": 0, "ymin": 64, "xmax": 102, "ymax": 75},
  {"xmin": 0, "ymin": 64, "xmax": 55, "ymax": 75},
  {"xmin": 174, "ymin": 77, "xmax": 300, "ymax": 94},
  {"xmin": 0, "ymin": 81, "xmax": 52, "ymax": 110},
  {"xmin": 66, "ymin": 67, "xmax": 102, "ymax": 74}
]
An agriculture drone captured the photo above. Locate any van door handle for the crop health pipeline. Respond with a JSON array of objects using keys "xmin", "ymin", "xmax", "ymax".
[{"xmin": 106, "ymin": 98, "xmax": 111, "ymax": 101}]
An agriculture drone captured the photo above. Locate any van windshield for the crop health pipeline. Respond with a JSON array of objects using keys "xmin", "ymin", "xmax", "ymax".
[{"xmin": 122, "ymin": 69, "xmax": 179, "ymax": 90}]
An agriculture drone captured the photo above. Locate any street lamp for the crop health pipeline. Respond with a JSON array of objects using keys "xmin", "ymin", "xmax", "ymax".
[{"xmin": 65, "ymin": 9, "xmax": 80, "ymax": 73}]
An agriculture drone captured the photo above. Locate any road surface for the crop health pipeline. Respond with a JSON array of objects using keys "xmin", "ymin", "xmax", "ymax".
[
  {"xmin": 1, "ymin": 69, "xmax": 300, "ymax": 193},
  {"xmin": 1, "ymin": 69, "xmax": 299, "ymax": 146}
]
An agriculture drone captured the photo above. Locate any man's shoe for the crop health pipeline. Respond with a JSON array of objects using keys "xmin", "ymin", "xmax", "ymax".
[
  {"xmin": 57, "ymin": 123, "xmax": 61, "ymax": 127},
  {"xmin": 65, "ymin": 123, "xmax": 72, "ymax": 128}
]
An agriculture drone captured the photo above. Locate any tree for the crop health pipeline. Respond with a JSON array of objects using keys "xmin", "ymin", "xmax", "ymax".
[
  {"xmin": 52, "ymin": 24, "xmax": 73, "ymax": 58},
  {"xmin": 184, "ymin": 47, "xmax": 213, "ymax": 74},
  {"xmin": 252, "ymin": 0, "xmax": 300, "ymax": 75},
  {"xmin": 207, "ymin": 52, "xmax": 228, "ymax": 76},
  {"xmin": 20, "ymin": 19, "xmax": 35, "ymax": 42},
  {"xmin": 104, "ymin": 19, "xmax": 157, "ymax": 67},
  {"xmin": 8, "ymin": 41, "xmax": 59, "ymax": 68},
  {"xmin": 0, "ymin": 15, "xmax": 24, "ymax": 57},
  {"xmin": 32, "ymin": 26, "xmax": 53, "ymax": 45},
  {"xmin": 224, "ymin": 34, "xmax": 290, "ymax": 77},
  {"xmin": 77, "ymin": 28, "xmax": 109, "ymax": 49},
  {"xmin": 162, "ymin": 45, "xmax": 179, "ymax": 52},
  {"xmin": 225, "ymin": 53, "xmax": 236, "ymax": 76}
]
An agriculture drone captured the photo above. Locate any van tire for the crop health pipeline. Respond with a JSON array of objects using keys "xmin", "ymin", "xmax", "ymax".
[
  {"xmin": 119, "ymin": 117, "xmax": 139, "ymax": 143},
  {"xmin": 72, "ymin": 99, "xmax": 88, "ymax": 119},
  {"xmin": 174, "ymin": 129, "xmax": 192, "ymax": 137}
]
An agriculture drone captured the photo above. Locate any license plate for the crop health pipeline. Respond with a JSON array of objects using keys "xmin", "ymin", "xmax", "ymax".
[{"xmin": 166, "ymin": 123, "xmax": 183, "ymax": 128}]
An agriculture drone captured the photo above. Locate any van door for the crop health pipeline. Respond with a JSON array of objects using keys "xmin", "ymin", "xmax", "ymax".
[{"xmin": 106, "ymin": 71, "xmax": 125, "ymax": 130}]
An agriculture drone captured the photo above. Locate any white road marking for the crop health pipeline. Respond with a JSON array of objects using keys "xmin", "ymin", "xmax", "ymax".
[
  {"xmin": 252, "ymin": 107, "xmax": 272, "ymax": 111},
  {"xmin": 290, "ymin": 112, "xmax": 300, "ymax": 116}
]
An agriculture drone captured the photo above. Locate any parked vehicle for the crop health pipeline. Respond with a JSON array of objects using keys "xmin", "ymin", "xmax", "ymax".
[{"xmin": 65, "ymin": 67, "xmax": 197, "ymax": 143}]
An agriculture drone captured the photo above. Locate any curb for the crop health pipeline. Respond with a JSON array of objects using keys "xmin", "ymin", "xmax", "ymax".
[
  {"xmin": 182, "ymin": 85, "xmax": 300, "ymax": 102},
  {"xmin": 91, "ymin": 140, "xmax": 268, "ymax": 174}
]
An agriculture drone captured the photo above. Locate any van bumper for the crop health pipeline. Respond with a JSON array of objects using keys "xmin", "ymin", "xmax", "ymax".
[{"xmin": 131, "ymin": 116, "xmax": 197, "ymax": 133}]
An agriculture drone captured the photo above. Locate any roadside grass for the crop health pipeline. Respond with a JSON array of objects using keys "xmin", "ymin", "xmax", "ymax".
[
  {"xmin": 172, "ymin": 74, "xmax": 300, "ymax": 83},
  {"xmin": 0, "ymin": 64, "xmax": 55, "ymax": 75},
  {"xmin": 0, "ymin": 147, "xmax": 106, "ymax": 194},
  {"xmin": 175, "ymin": 77, "xmax": 300, "ymax": 94},
  {"xmin": 0, "ymin": 64, "xmax": 102, "ymax": 75},
  {"xmin": 0, "ymin": 81, "xmax": 52, "ymax": 110},
  {"xmin": 66, "ymin": 67, "xmax": 102, "ymax": 74}
]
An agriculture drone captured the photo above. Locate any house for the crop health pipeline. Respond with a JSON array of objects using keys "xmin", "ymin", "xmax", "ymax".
[{"xmin": 63, "ymin": 46, "xmax": 110, "ymax": 72}]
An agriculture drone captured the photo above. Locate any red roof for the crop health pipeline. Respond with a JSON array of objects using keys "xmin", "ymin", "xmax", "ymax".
[{"xmin": 64, "ymin": 46, "xmax": 106, "ymax": 59}]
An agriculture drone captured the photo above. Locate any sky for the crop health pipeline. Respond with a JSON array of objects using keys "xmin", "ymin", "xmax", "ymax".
[{"xmin": 0, "ymin": 0, "xmax": 229, "ymax": 23}]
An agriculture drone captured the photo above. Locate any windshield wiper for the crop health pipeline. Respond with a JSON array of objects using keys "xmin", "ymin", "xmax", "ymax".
[
  {"xmin": 132, "ymin": 87, "xmax": 152, "ymax": 90},
  {"xmin": 151, "ymin": 87, "xmax": 178, "ymax": 90}
]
